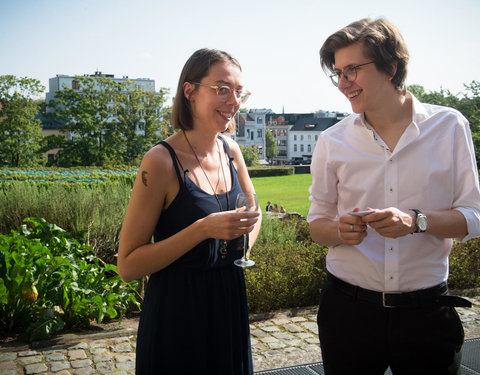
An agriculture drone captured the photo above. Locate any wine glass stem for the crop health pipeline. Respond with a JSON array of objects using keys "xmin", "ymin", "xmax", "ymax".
[{"xmin": 242, "ymin": 234, "xmax": 247, "ymax": 259}]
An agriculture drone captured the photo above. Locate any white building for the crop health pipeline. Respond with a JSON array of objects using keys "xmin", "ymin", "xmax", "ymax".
[
  {"xmin": 46, "ymin": 71, "xmax": 155, "ymax": 105},
  {"xmin": 232, "ymin": 109, "xmax": 271, "ymax": 161}
]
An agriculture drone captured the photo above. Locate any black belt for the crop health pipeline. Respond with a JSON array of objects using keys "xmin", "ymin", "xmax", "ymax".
[{"xmin": 326, "ymin": 271, "xmax": 472, "ymax": 309}]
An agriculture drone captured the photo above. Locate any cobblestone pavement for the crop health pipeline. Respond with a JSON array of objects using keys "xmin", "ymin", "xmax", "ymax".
[{"xmin": 1, "ymin": 296, "xmax": 479, "ymax": 374}]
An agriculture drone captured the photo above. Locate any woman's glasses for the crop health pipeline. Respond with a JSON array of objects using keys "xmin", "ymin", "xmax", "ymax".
[{"xmin": 191, "ymin": 82, "xmax": 251, "ymax": 104}]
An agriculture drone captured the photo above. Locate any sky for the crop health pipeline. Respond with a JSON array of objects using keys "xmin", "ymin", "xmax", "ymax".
[{"xmin": 1, "ymin": 0, "xmax": 479, "ymax": 114}]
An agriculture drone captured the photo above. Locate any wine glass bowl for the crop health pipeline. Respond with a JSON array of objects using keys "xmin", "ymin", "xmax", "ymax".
[{"xmin": 234, "ymin": 192, "xmax": 258, "ymax": 267}]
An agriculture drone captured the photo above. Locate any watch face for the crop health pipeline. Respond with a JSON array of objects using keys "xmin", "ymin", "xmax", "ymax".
[{"xmin": 418, "ymin": 216, "xmax": 427, "ymax": 231}]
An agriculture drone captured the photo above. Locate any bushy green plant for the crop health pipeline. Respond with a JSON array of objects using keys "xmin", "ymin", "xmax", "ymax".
[
  {"xmin": 0, "ymin": 218, "xmax": 139, "ymax": 342},
  {"xmin": 0, "ymin": 181, "xmax": 132, "ymax": 263},
  {"xmin": 245, "ymin": 217, "xmax": 327, "ymax": 313},
  {"xmin": 449, "ymin": 237, "xmax": 480, "ymax": 290}
]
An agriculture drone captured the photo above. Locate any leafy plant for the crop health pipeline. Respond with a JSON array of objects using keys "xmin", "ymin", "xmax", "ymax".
[{"xmin": 0, "ymin": 217, "xmax": 139, "ymax": 342}]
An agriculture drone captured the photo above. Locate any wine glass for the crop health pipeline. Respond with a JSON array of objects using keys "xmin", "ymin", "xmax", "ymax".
[{"xmin": 234, "ymin": 192, "xmax": 258, "ymax": 267}]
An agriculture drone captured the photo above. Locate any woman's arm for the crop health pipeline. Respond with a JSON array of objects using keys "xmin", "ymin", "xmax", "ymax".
[{"xmin": 118, "ymin": 144, "xmax": 260, "ymax": 282}]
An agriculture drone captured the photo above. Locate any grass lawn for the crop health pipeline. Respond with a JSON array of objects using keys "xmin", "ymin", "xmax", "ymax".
[{"xmin": 251, "ymin": 174, "xmax": 312, "ymax": 217}]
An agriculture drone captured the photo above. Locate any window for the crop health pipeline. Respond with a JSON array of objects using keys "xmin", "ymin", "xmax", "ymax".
[
  {"xmin": 294, "ymin": 135, "xmax": 297, "ymax": 141},
  {"xmin": 257, "ymin": 117, "xmax": 263, "ymax": 124},
  {"xmin": 301, "ymin": 135, "xmax": 304, "ymax": 141},
  {"xmin": 308, "ymin": 144, "xmax": 311, "ymax": 152},
  {"xmin": 308, "ymin": 135, "xmax": 311, "ymax": 140},
  {"xmin": 257, "ymin": 129, "xmax": 262, "ymax": 138},
  {"xmin": 250, "ymin": 132, "xmax": 254, "ymax": 140},
  {"xmin": 294, "ymin": 144, "xmax": 297, "ymax": 152},
  {"xmin": 72, "ymin": 80, "xmax": 80, "ymax": 90},
  {"xmin": 301, "ymin": 144, "xmax": 304, "ymax": 152}
]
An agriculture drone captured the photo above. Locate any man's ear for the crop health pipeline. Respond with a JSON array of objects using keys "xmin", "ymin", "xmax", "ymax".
[
  {"xmin": 388, "ymin": 61, "xmax": 398, "ymax": 81},
  {"xmin": 183, "ymin": 82, "xmax": 194, "ymax": 100}
]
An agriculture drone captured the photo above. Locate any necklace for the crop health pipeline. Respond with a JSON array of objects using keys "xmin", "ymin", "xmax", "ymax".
[{"xmin": 183, "ymin": 131, "xmax": 230, "ymax": 259}]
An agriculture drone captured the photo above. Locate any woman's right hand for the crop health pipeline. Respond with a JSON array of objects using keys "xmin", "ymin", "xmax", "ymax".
[{"xmin": 200, "ymin": 209, "xmax": 260, "ymax": 240}]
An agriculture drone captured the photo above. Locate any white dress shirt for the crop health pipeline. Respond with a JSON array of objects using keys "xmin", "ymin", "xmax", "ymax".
[{"xmin": 307, "ymin": 93, "xmax": 480, "ymax": 293}]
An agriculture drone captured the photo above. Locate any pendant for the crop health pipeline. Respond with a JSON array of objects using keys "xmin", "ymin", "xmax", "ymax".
[{"xmin": 220, "ymin": 240, "xmax": 228, "ymax": 259}]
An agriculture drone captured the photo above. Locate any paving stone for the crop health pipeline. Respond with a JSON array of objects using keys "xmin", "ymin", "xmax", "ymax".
[
  {"xmin": 93, "ymin": 354, "xmax": 112, "ymax": 363},
  {"xmin": 17, "ymin": 351, "xmax": 39, "ymax": 357},
  {"xmin": 95, "ymin": 361, "xmax": 115, "ymax": 373},
  {"xmin": 291, "ymin": 316, "xmax": 307, "ymax": 322},
  {"xmin": 73, "ymin": 367, "xmax": 95, "ymax": 375},
  {"xmin": 113, "ymin": 354, "xmax": 135, "ymax": 363},
  {"xmin": 250, "ymin": 329, "xmax": 267, "ymax": 338},
  {"xmin": 45, "ymin": 353, "xmax": 66, "ymax": 362},
  {"xmin": 110, "ymin": 344, "xmax": 131, "ymax": 353},
  {"xmin": 69, "ymin": 343, "xmax": 88, "ymax": 350},
  {"xmin": 283, "ymin": 323, "xmax": 304, "ymax": 333},
  {"xmin": 260, "ymin": 326, "xmax": 280, "ymax": 333},
  {"xmin": 272, "ymin": 332, "xmax": 295, "ymax": 341},
  {"xmin": 0, "ymin": 361, "xmax": 16, "ymax": 370},
  {"xmin": 18, "ymin": 356, "xmax": 43, "ymax": 366},
  {"xmin": 71, "ymin": 359, "xmax": 93, "ymax": 369},
  {"xmin": 24, "ymin": 362, "xmax": 48, "ymax": 374},
  {"xmin": 68, "ymin": 350, "xmax": 87, "ymax": 360},
  {"xmin": 116, "ymin": 361, "xmax": 135, "ymax": 371},
  {"xmin": 89, "ymin": 340, "xmax": 107, "ymax": 348},
  {"xmin": 50, "ymin": 361, "xmax": 71, "ymax": 372},
  {"xmin": 0, "ymin": 353, "xmax": 17, "ymax": 361},
  {"xmin": 300, "ymin": 321, "xmax": 319, "ymax": 334}
]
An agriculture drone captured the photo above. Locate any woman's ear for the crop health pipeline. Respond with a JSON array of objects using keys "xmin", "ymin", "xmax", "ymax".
[{"xmin": 183, "ymin": 82, "xmax": 194, "ymax": 100}]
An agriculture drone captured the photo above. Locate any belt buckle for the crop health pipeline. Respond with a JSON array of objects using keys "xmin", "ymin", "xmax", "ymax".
[{"xmin": 382, "ymin": 292, "xmax": 396, "ymax": 308}]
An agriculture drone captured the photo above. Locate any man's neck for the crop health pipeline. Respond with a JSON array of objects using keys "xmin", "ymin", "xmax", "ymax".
[{"xmin": 364, "ymin": 92, "xmax": 413, "ymax": 151}]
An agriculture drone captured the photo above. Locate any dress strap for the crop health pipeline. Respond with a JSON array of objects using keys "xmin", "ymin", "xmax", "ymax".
[
  {"xmin": 217, "ymin": 135, "xmax": 234, "ymax": 163},
  {"xmin": 158, "ymin": 141, "xmax": 184, "ymax": 185}
]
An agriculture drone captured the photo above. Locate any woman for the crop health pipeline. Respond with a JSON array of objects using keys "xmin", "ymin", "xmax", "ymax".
[{"xmin": 117, "ymin": 48, "xmax": 261, "ymax": 374}]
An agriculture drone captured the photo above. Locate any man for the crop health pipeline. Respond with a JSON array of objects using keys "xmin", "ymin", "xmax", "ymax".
[{"xmin": 307, "ymin": 18, "xmax": 480, "ymax": 374}]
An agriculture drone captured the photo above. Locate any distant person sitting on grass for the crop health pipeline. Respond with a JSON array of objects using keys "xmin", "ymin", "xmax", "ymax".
[{"xmin": 266, "ymin": 201, "xmax": 273, "ymax": 212}]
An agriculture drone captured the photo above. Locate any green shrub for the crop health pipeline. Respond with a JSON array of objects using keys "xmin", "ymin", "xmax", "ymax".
[
  {"xmin": 449, "ymin": 237, "xmax": 480, "ymax": 290},
  {"xmin": 0, "ymin": 181, "xmax": 132, "ymax": 264},
  {"xmin": 245, "ymin": 217, "xmax": 327, "ymax": 313},
  {"xmin": 0, "ymin": 218, "xmax": 139, "ymax": 342},
  {"xmin": 247, "ymin": 167, "xmax": 294, "ymax": 177}
]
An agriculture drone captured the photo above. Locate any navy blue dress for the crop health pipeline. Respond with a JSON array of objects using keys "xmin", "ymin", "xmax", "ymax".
[{"xmin": 135, "ymin": 136, "xmax": 253, "ymax": 374}]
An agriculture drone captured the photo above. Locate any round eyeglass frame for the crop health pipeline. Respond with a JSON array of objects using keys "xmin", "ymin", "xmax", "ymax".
[
  {"xmin": 190, "ymin": 82, "xmax": 251, "ymax": 104},
  {"xmin": 329, "ymin": 62, "xmax": 375, "ymax": 87}
]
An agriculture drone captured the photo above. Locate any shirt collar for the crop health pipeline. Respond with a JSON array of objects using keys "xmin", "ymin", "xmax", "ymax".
[{"xmin": 352, "ymin": 91, "xmax": 429, "ymax": 130}]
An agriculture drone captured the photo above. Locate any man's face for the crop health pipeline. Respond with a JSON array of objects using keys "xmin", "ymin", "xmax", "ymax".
[{"xmin": 333, "ymin": 43, "xmax": 394, "ymax": 115}]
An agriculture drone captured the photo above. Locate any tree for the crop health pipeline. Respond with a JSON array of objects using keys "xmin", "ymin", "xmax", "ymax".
[
  {"xmin": 48, "ymin": 76, "xmax": 171, "ymax": 167},
  {"xmin": 114, "ymin": 84, "xmax": 171, "ymax": 165},
  {"xmin": 48, "ymin": 76, "xmax": 119, "ymax": 166},
  {"xmin": 240, "ymin": 145, "xmax": 259, "ymax": 167},
  {"xmin": 408, "ymin": 81, "xmax": 480, "ymax": 166},
  {"xmin": 0, "ymin": 76, "xmax": 45, "ymax": 167},
  {"xmin": 265, "ymin": 129, "xmax": 278, "ymax": 160}
]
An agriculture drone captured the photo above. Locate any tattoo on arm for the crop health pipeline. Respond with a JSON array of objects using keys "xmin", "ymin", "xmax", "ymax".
[{"xmin": 141, "ymin": 171, "xmax": 148, "ymax": 187}]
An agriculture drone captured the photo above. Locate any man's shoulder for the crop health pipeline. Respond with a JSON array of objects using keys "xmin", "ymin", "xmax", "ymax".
[{"xmin": 418, "ymin": 101, "xmax": 467, "ymax": 124}]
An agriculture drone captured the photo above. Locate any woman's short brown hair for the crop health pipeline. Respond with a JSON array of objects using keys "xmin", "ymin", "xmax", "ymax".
[
  {"xmin": 320, "ymin": 18, "xmax": 410, "ymax": 93},
  {"xmin": 171, "ymin": 48, "xmax": 242, "ymax": 132}
]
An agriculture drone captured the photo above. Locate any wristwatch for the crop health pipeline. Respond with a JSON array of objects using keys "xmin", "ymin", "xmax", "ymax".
[{"xmin": 411, "ymin": 209, "xmax": 427, "ymax": 233}]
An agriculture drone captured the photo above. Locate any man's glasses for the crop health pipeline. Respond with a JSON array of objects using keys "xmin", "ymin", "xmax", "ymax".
[
  {"xmin": 191, "ymin": 82, "xmax": 251, "ymax": 104},
  {"xmin": 329, "ymin": 62, "xmax": 375, "ymax": 87}
]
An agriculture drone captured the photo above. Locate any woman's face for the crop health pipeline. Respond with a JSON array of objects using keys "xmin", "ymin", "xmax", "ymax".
[{"xmin": 186, "ymin": 61, "xmax": 244, "ymax": 133}]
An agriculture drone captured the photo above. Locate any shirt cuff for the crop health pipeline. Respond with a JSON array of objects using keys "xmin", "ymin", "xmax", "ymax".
[{"xmin": 454, "ymin": 207, "xmax": 480, "ymax": 242}]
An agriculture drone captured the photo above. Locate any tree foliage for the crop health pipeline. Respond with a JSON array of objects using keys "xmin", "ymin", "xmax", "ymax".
[
  {"xmin": 47, "ymin": 76, "xmax": 171, "ymax": 167},
  {"xmin": 265, "ymin": 129, "xmax": 278, "ymax": 160},
  {"xmin": 0, "ymin": 76, "xmax": 45, "ymax": 167},
  {"xmin": 240, "ymin": 145, "xmax": 259, "ymax": 167},
  {"xmin": 408, "ymin": 81, "xmax": 480, "ymax": 164}
]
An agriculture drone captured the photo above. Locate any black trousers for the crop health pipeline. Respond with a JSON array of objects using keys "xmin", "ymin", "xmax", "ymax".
[{"xmin": 317, "ymin": 276, "xmax": 465, "ymax": 375}]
